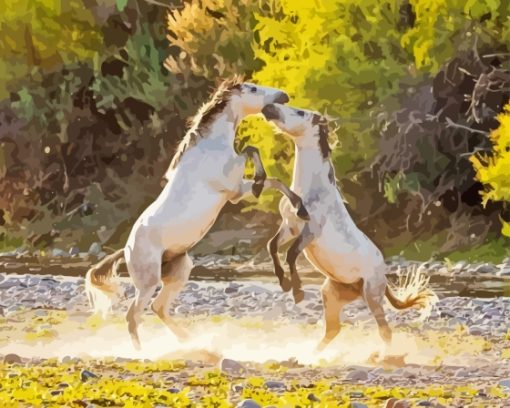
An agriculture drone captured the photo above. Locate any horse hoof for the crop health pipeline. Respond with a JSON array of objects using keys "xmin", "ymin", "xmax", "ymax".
[
  {"xmin": 316, "ymin": 342, "xmax": 327, "ymax": 353},
  {"xmin": 293, "ymin": 289, "xmax": 305, "ymax": 303},
  {"xmin": 296, "ymin": 203, "xmax": 310, "ymax": 221},
  {"xmin": 280, "ymin": 277, "xmax": 292, "ymax": 292},
  {"xmin": 252, "ymin": 181, "xmax": 264, "ymax": 198},
  {"xmin": 132, "ymin": 339, "xmax": 142, "ymax": 351}
]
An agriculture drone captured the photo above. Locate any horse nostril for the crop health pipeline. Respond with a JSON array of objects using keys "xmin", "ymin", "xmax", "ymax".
[
  {"xmin": 274, "ymin": 92, "xmax": 289, "ymax": 104},
  {"xmin": 262, "ymin": 104, "xmax": 280, "ymax": 120}
]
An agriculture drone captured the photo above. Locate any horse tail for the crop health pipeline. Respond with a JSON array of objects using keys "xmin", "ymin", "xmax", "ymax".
[
  {"xmin": 385, "ymin": 265, "xmax": 438, "ymax": 320},
  {"xmin": 85, "ymin": 248, "xmax": 125, "ymax": 317}
]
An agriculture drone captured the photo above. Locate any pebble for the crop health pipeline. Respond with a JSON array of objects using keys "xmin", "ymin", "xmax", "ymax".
[
  {"xmin": 69, "ymin": 246, "xmax": 80, "ymax": 256},
  {"xmin": 454, "ymin": 368, "xmax": 471, "ymax": 378},
  {"xmin": 80, "ymin": 369, "xmax": 99, "ymax": 382},
  {"xmin": 237, "ymin": 399, "xmax": 261, "ymax": 408},
  {"xmin": 498, "ymin": 379, "xmax": 510, "ymax": 390},
  {"xmin": 0, "ymin": 272, "xmax": 509, "ymax": 338},
  {"xmin": 265, "ymin": 380, "xmax": 286, "ymax": 389},
  {"xmin": 307, "ymin": 393, "xmax": 320, "ymax": 402},
  {"xmin": 220, "ymin": 358, "xmax": 245, "ymax": 375},
  {"xmin": 346, "ymin": 369, "xmax": 369, "ymax": 381},
  {"xmin": 469, "ymin": 326, "xmax": 484, "ymax": 336},
  {"xmin": 88, "ymin": 242, "xmax": 102, "ymax": 256},
  {"xmin": 4, "ymin": 353, "xmax": 22, "ymax": 364},
  {"xmin": 52, "ymin": 248, "xmax": 69, "ymax": 258}
]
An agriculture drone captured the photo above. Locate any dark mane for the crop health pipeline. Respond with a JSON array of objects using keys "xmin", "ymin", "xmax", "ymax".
[
  {"xmin": 313, "ymin": 113, "xmax": 332, "ymax": 159},
  {"xmin": 164, "ymin": 75, "xmax": 244, "ymax": 177}
]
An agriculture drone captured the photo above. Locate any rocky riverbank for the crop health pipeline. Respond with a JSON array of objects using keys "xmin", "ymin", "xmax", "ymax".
[{"xmin": 0, "ymin": 274, "xmax": 510, "ymax": 407}]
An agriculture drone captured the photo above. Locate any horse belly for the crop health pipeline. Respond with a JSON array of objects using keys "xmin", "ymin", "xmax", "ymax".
[
  {"xmin": 305, "ymin": 225, "xmax": 384, "ymax": 283},
  {"xmin": 304, "ymin": 244, "xmax": 364, "ymax": 284},
  {"xmin": 143, "ymin": 184, "xmax": 227, "ymax": 252}
]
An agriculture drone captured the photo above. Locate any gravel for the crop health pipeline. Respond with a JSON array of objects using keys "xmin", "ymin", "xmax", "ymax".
[{"xmin": 1, "ymin": 271, "xmax": 509, "ymax": 337}]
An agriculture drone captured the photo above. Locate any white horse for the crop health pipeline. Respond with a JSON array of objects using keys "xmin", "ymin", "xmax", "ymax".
[
  {"xmin": 85, "ymin": 77, "xmax": 309, "ymax": 349},
  {"xmin": 262, "ymin": 103, "xmax": 435, "ymax": 351}
]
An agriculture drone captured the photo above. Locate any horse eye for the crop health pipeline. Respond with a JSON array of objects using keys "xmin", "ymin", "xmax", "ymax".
[
  {"xmin": 250, "ymin": 86, "xmax": 257, "ymax": 93},
  {"xmin": 297, "ymin": 110, "xmax": 305, "ymax": 117}
]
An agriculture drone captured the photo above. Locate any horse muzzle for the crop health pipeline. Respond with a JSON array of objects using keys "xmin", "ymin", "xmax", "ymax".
[
  {"xmin": 262, "ymin": 104, "xmax": 281, "ymax": 121},
  {"xmin": 273, "ymin": 91, "xmax": 289, "ymax": 104}
]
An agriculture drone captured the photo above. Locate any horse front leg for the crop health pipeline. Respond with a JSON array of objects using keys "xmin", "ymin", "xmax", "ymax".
[
  {"xmin": 286, "ymin": 224, "xmax": 314, "ymax": 303},
  {"xmin": 267, "ymin": 223, "xmax": 299, "ymax": 292},
  {"xmin": 240, "ymin": 145, "xmax": 266, "ymax": 198},
  {"xmin": 229, "ymin": 177, "xmax": 309, "ymax": 221}
]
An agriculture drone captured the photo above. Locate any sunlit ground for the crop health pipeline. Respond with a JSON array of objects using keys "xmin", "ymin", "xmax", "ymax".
[{"xmin": 1, "ymin": 308, "xmax": 509, "ymax": 407}]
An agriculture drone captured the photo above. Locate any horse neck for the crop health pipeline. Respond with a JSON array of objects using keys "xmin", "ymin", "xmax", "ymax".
[
  {"xmin": 292, "ymin": 142, "xmax": 331, "ymax": 194},
  {"xmin": 199, "ymin": 108, "xmax": 239, "ymax": 148}
]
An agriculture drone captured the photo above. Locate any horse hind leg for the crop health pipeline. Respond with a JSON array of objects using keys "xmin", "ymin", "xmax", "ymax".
[
  {"xmin": 317, "ymin": 278, "xmax": 360, "ymax": 352},
  {"xmin": 362, "ymin": 276, "xmax": 392, "ymax": 347},
  {"xmin": 150, "ymin": 253, "xmax": 193, "ymax": 341},
  {"xmin": 125, "ymin": 254, "xmax": 161, "ymax": 351}
]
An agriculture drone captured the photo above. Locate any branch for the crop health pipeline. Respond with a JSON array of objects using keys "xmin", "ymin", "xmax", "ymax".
[
  {"xmin": 459, "ymin": 147, "xmax": 491, "ymax": 157},
  {"xmin": 445, "ymin": 117, "xmax": 489, "ymax": 136},
  {"xmin": 482, "ymin": 53, "xmax": 510, "ymax": 59},
  {"xmin": 142, "ymin": 0, "xmax": 183, "ymax": 9}
]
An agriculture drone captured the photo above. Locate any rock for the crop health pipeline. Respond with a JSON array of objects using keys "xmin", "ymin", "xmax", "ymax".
[
  {"xmin": 350, "ymin": 403, "xmax": 368, "ymax": 408},
  {"xmin": 498, "ymin": 379, "xmax": 510, "ymax": 390},
  {"xmin": 237, "ymin": 399, "xmax": 261, "ymax": 408},
  {"xmin": 4, "ymin": 353, "xmax": 22, "ymax": 364},
  {"xmin": 265, "ymin": 380, "xmax": 285, "ymax": 389},
  {"xmin": 88, "ymin": 242, "xmax": 102, "ymax": 256},
  {"xmin": 349, "ymin": 392, "xmax": 365, "ymax": 399},
  {"xmin": 80, "ymin": 369, "xmax": 99, "ymax": 382},
  {"xmin": 220, "ymin": 358, "xmax": 245, "ymax": 375},
  {"xmin": 417, "ymin": 402, "xmax": 432, "ymax": 407},
  {"xmin": 167, "ymin": 387, "xmax": 180, "ymax": 393},
  {"xmin": 69, "ymin": 246, "xmax": 80, "ymax": 256},
  {"xmin": 346, "ymin": 369, "xmax": 369, "ymax": 381}
]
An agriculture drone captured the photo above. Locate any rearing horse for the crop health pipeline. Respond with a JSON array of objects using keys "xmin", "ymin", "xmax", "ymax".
[{"xmin": 85, "ymin": 77, "xmax": 309, "ymax": 349}]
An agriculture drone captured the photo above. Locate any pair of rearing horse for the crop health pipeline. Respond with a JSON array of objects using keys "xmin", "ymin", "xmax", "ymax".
[{"xmin": 85, "ymin": 77, "xmax": 433, "ymax": 352}]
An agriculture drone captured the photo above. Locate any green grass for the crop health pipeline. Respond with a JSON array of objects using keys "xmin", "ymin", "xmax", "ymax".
[
  {"xmin": 1, "ymin": 359, "xmax": 508, "ymax": 407},
  {"xmin": 443, "ymin": 237, "xmax": 510, "ymax": 264}
]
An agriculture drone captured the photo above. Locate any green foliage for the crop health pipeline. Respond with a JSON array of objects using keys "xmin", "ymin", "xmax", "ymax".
[
  {"xmin": 443, "ymin": 236, "xmax": 510, "ymax": 263},
  {"xmin": 165, "ymin": 0, "xmax": 267, "ymax": 79},
  {"xmin": 383, "ymin": 172, "xmax": 420, "ymax": 204},
  {"xmin": 471, "ymin": 104, "xmax": 510, "ymax": 236},
  {"xmin": 0, "ymin": 0, "xmax": 102, "ymax": 99},
  {"xmin": 471, "ymin": 104, "xmax": 510, "ymax": 206},
  {"xmin": 1, "ymin": 0, "xmax": 510, "ymax": 254},
  {"xmin": 402, "ymin": 0, "xmax": 510, "ymax": 72}
]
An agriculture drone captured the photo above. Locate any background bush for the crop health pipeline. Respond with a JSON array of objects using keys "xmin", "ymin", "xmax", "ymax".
[{"xmin": 1, "ymin": 0, "xmax": 509, "ymax": 260}]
